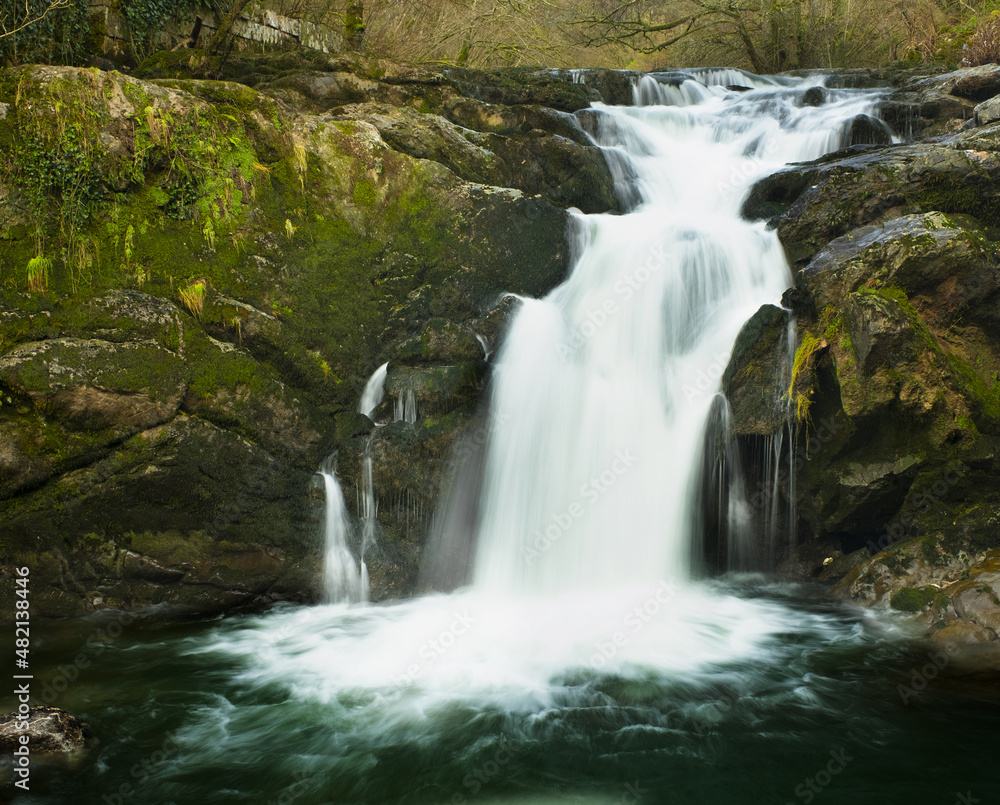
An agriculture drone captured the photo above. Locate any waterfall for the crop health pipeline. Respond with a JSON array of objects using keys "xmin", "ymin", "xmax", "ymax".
[
  {"xmin": 149, "ymin": 77, "xmax": 923, "ymax": 805},
  {"xmin": 469, "ymin": 74, "xmax": 886, "ymax": 595},
  {"xmin": 359, "ymin": 361, "xmax": 389, "ymax": 418},
  {"xmin": 394, "ymin": 386, "xmax": 417, "ymax": 424},
  {"xmin": 319, "ymin": 457, "xmax": 367, "ymax": 604}
]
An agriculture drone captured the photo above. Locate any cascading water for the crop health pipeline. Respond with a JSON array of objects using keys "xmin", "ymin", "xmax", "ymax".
[
  {"xmin": 319, "ymin": 456, "xmax": 368, "ymax": 604},
  {"xmin": 358, "ymin": 360, "xmax": 389, "ymax": 418},
  {"xmin": 472, "ymin": 73, "xmax": 886, "ymax": 595},
  {"xmin": 52, "ymin": 74, "xmax": 998, "ymax": 805}
]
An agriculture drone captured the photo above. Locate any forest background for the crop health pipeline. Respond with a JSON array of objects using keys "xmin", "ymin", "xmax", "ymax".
[{"xmin": 4, "ymin": 0, "xmax": 1000, "ymax": 74}]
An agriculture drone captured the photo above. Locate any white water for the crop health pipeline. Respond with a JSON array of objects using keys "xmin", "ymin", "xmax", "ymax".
[
  {"xmin": 265, "ymin": 74, "xmax": 897, "ymax": 787},
  {"xmin": 472, "ymin": 75, "xmax": 884, "ymax": 595},
  {"xmin": 319, "ymin": 463, "xmax": 367, "ymax": 604},
  {"xmin": 359, "ymin": 361, "xmax": 389, "ymax": 418}
]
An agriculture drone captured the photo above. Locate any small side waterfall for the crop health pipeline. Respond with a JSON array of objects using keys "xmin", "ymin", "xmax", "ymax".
[
  {"xmin": 359, "ymin": 440, "xmax": 378, "ymax": 566},
  {"xmin": 319, "ymin": 457, "xmax": 367, "ymax": 604},
  {"xmin": 359, "ymin": 361, "xmax": 389, "ymax": 418},
  {"xmin": 394, "ymin": 386, "xmax": 417, "ymax": 424}
]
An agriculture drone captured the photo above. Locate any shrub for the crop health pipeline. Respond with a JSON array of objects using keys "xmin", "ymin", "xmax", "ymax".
[{"xmin": 961, "ymin": 11, "xmax": 1000, "ymax": 66}]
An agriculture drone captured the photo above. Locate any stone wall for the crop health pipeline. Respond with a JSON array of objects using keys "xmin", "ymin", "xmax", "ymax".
[{"xmin": 88, "ymin": 2, "xmax": 343, "ymax": 61}]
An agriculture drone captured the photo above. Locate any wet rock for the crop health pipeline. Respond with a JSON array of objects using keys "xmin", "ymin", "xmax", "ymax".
[
  {"xmin": 844, "ymin": 114, "xmax": 893, "ymax": 146},
  {"xmin": 950, "ymin": 580, "xmax": 1000, "ymax": 633},
  {"xmin": 393, "ymin": 319, "xmax": 485, "ymax": 365},
  {"xmin": 802, "ymin": 86, "xmax": 826, "ymax": 107},
  {"xmin": 928, "ymin": 620, "xmax": 997, "ymax": 647},
  {"xmin": 974, "ymin": 95, "xmax": 1000, "ymax": 126},
  {"xmin": 950, "ymin": 65, "xmax": 1000, "ymax": 102},
  {"xmin": 345, "ymin": 101, "xmax": 617, "ymax": 213},
  {"xmin": 384, "ymin": 362, "xmax": 484, "ymax": 419},
  {"xmin": 0, "ymin": 707, "xmax": 94, "ymax": 756},
  {"xmin": 745, "ymin": 143, "xmax": 1000, "ymax": 267},
  {"xmin": 722, "ymin": 304, "xmax": 791, "ymax": 436}
]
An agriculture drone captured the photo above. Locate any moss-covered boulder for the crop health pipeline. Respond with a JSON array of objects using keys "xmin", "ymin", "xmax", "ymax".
[
  {"xmin": 0, "ymin": 59, "xmax": 606, "ymax": 618},
  {"xmin": 744, "ymin": 137, "xmax": 1000, "ymax": 267}
]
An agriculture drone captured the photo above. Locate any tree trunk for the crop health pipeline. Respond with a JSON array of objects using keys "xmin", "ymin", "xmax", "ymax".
[{"xmin": 346, "ymin": 2, "xmax": 365, "ymax": 51}]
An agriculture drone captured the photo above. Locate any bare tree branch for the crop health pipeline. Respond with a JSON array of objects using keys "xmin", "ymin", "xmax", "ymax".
[{"xmin": 0, "ymin": 0, "xmax": 73, "ymax": 40}]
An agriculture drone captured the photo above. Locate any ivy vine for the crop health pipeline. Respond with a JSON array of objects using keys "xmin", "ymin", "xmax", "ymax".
[{"xmin": 0, "ymin": 0, "xmax": 91, "ymax": 66}]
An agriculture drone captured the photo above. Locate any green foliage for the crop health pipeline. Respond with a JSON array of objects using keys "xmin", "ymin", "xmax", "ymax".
[
  {"xmin": 787, "ymin": 331, "xmax": 823, "ymax": 424},
  {"xmin": 0, "ymin": 0, "xmax": 91, "ymax": 66},
  {"xmin": 121, "ymin": 0, "xmax": 198, "ymax": 62},
  {"xmin": 8, "ymin": 72, "xmax": 121, "ymax": 293},
  {"xmin": 3, "ymin": 70, "xmax": 264, "ymax": 296},
  {"xmin": 179, "ymin": 278, "xmax": 207, "ymax": 319},
  {"xmin": 961, "ymin": 10, "xmax": 1000, "ymax": 66},
  {"xmin": 26, "ymin": 256, "xmax": 51, "ymax": 293}
]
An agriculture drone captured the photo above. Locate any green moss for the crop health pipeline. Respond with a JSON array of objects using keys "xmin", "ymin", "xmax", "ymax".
[
  {"xmin": 946, "ymin": 352, "xmax": 1000, "ymax": 421},
  {"xmin": 889, "ymin": 586, "xmax": 939, "ymax": 612},
  {"xmin": 920, "ymin": 535, "xmax": 942, "ymax": 564},
  {"xmin": 353, "ymin": 177, "xmax": 378, "ymax": 207},
  {"xmin": 882, "ymin": 550, "xmax": 913, "ymax": 576}
]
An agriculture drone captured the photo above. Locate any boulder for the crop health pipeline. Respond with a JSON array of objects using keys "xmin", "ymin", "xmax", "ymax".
[
  {"xmin": 0, "ymin": 707, "xmax": 94, "ymax": 757},
  {"xmin": 974, "ymin": 95, "xmax": 1000, "ymax": 126},
  {"xmin": 722, "ymin": 304, "xmax": 792, "ymax": 436}
]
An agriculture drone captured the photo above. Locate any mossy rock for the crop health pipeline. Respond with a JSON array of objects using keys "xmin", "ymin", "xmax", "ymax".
[{"xmin": 890, "ymin": 585, "xmax": 942, "ymax": 612}]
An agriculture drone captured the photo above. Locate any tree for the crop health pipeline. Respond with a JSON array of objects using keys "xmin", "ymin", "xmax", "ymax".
[
  {"xmin": 0, "ymin": 0, "xmax": 72, "ymax": 40},
  {"xmin": 576, "ymin": 0, "xmax": 915, "ymax": 73}
]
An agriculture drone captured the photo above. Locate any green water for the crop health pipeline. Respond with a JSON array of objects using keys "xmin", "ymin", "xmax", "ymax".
[{"xmin": 4, "ymin": 578, "xmax": 998, "ymax": 805}]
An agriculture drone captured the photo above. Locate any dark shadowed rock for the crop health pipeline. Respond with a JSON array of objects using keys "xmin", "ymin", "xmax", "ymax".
[
  {"xmin": 722, "ymin": 305, "xmax": 791, "ymax": 436},
  {"xmin": 950, "ymin": 65, "xmax": 1000, "ymax": 102},
  {"xmin": 844, "ymin": 114, "xmax": 893, "ymax": 146}
]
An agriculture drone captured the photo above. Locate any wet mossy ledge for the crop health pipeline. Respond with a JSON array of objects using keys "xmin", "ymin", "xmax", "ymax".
[
  {"xmin": 0, "ymin": 52, "xmax": 616, "ymax": 619},
  {"xmin": 726, "ymin": 65, "xmax": 1000, "ymax": 656}
]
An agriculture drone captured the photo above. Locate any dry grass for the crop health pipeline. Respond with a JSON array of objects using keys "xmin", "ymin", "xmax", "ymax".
[
  {"xmin": 179, "ymin": 278, "xmax": 207, "ymax": 319},
  {"xmin": 962, "ymin": 11, "xmax": 1000, "ymax": 65}
]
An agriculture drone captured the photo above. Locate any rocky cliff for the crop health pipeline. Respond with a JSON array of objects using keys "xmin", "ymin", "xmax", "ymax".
[
  {"xmin": 0, "ymin": 53, "xmax": 617, "ymax": 617},
  {"xmin": 728, "ymin": 64, "xmax": 1000, "ymax": 656},
  {"xmin": 4, "ymin": 52, "xmax": 1000, "ymax": 653}
]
